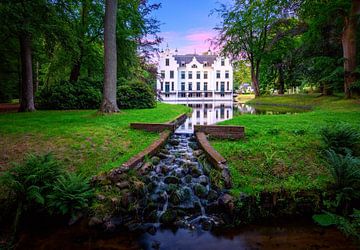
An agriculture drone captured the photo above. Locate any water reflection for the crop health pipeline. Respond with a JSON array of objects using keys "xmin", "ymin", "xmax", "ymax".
[{"xmin": 175, "ymin": 101, "xmax": 234, "ymax": 133}]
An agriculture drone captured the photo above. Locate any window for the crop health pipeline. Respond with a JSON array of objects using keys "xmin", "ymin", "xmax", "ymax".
[
  {"xmin": 196, "ymin": 71, "xmax": 201, "ymax": 79},
  {"xmin": 165, "ymin": 82, "xmax": 170, "ymax": 92},
  {"xmin": 161, "ymin": 70, "xmax": 165, "ymax": 79},
  {"xmin": 216, "ymin": 82, "xmax": 219, "ymax": 91},
  {"xmin": 221, "ymin": 82, "xmax": 225, "ymax": 92},
  {"xmin": 205, "ymin": 93, "xmax": 208, "ymax": 97},
  {"xmin": 180, "ymin": 93, "xmax": 186, "ymax": 97},
  {"xmin": 204, "ymin": 61, "xmax": 208, "ymax": 67},
  {"xmin": 227, "ymin": 110, "xmax": 229, "ymax": 119},
  {"xmin": 204, "ymin": 110, "xmax": 207, "ymax": 118},
  {"xmin": 165, "ymin": 58, "xmax": 169, "ymax": 66},
  {"xmin": 196, "ymin": 82, "xmax": 200, "ymax": 91},
  {"xmin": 196, "ymin": 93, "xmax": 201, "ymax": 97},
  {"xmin": 216, "ymin": 110, "xmax": 218, "ymax": 119},
  {"xmin": 221, "ymin": 59, "xmax": 225, "ymax": 66},
  {"xmin": 225, "ymin": 70, "xmax": 229, "ymax": 79},
  {"xmin": 181, "ymin": 71, "xmax": 185, "ymax": 79},
  {"xmin": 188, "ymin": 71, "xmax": 192, "ymax": 79},
  {"xmin": 188, "ymin": 82, "xmax": 192, "ymax": 91},
  {"xmin": 204, "ymin": 82, "xmax": 208, "ymax": 91},
  {"xmin": 181, "ymin": 61, "xmax": 185, "ymax": 67},
  {"xmin": 216, "ymin": 70, "xmax": 221, "ymax": 79},
  {"xmin": 181, "ymin": 82, "xmax": 185, "ymax": 91},
  {"xmin": 191, "ymin": 64, "xmax": 197, "ymax": 68},
  {"xmin": 161, "ymin": 82, "xmax": 163, "ymax": 91},
  {"xmin": 196, "ymin": 110, "xmax": 200, "ymax": 118},
  {"xmin": 170, "ymin": 70, "xmax": 174, "ymax": 79},
  {"xmin": 165, "ymin": 94, "xmax": 170, "ymax": 98},
  {"xmin": 204, "ymin": 71, "xmax": 208, "ymax": 79},
  {"xmin": 188, "ymin": 122, "xmax": 192, "ymax": 129},
  {"xmin": 188, "ymin": 93, "xmax": 193, "ymax": 97},
  {"xmin": 227, "ymin": 81, "xmax": 229, "ymax": 91},
  {"xmin": 171, "ymin": 82, "xmax": 174, "ymax": 91}
]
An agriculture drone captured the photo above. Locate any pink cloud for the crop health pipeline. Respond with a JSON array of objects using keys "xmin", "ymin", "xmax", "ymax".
[{"xmin": 185, "ymin": 31, "xmax": 216, "ymax": 43}]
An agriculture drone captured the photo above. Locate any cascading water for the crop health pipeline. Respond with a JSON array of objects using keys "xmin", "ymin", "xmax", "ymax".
[{"xmin": 142, "ymin": 133, "xmax": 226, "ymax": 231}]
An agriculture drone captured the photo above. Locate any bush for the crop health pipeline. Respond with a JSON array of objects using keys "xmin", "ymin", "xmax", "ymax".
[
  {"xmin": 47, "ymin": 173, "xmax": 93, "ymax": 218},
  {"xmin": 117, "ymin": 81, "xmax": 156, "ymax": 109},
  {"xmin": 320, "ymin": 123, "xmax": 360, "ymax": 155},
  {"xmin": 37, "ymin": 79, "xmax": 102, "ymax": 110}
]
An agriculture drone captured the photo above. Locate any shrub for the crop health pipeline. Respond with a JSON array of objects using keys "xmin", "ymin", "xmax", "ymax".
[
  {"xmin": 320, "ymin": 123, "xmax": 360, "ymax": 155},
  {"xmin": 37, "ymin": 79, "xmax": 102, "ymax": 110},
  {"xmin": 117, "ymin": 81, "xmax": 156, "ymax": 109},
  {"xmin": 47, "ymin": 173, "xmax": 93, "ymax": 218}
]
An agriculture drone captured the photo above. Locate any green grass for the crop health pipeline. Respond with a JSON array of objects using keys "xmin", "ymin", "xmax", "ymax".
[
  {"xmin": 0, "ymin": 103, "xmax": 190, "ymax": 177},
  {"xmin": 211, "ymin": 94, "xmax": 360, "ymax": 196}
]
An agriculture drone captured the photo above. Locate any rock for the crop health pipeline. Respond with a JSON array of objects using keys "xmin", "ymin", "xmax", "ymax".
[
  {"xmin": 151, "ymin": 240, "xmax": 161, "ymax": 250},
  {"xmin": 160, "ymin": 148, "xmax": 170, "ymax": 155},
  {"xmin": 189, "ymin": 142, "xmax": 199, "ymax": 150},
  {"xmin": 170, "ymin": 191, "xmax": 181, "ymax": 205},
  {"xmin": 190, "ymin": 165, "xmax": 201, "ymax": 178},
  {"xmin": 164, "ymin": 175, "xmax": 180, "ymax": 184},
  {"xmin": 193, "ymin": 149, "xmax": 204, "ymax": 157},
  {"xmin": 201, "ymin": 219, "xmax": 212, "ymax": 231},
  {"xmin": 151, "ymin": 156, "xmax": 160, "ymax": 165},
  {"xmin": 88, "ymin": 216, "xmax": 102, "ymax": 227},
  {"xmin": 111, "ymin": 197, "xmax": 120, "ymax": 205},
  {"xmin": 158, "ymin": 152, "xmax": 169, "ymax": 159},
  {"xmin": 103, "ymin": 221, "xmax": 116, "ymax": 232},
  {"xmin": 193, "ymin": 184, "xmax": 208, "ymax": 198},
  {"xmin": 147, "ymin": 182, "xmax": 157, "ymax": 192},
  {"xmin": 184, "ymin": 175, "xmax": 192, "ymax": 183},
  {"xmin": 160, "ymin": 165, "xmax": 170, "ymax": 175},
  {"xmin": 96, "ymin": 194, "xmax": 106, "ymax": 201},
  {"xmin": 146, "ymin": 225, "xmax": 157, "ymax": 235},
  {"xmin": 166, "ymin": 184, "xmax": 178, "ymax": 194},
  {"xmin": 198, "ymin": 175, "xmax": 208, "ymax": 186},
  {"xmin": 221, "ymin": 168, "xmax": 232, "ymax": 189},
  {"xmin": 207, "ymin": 190, "xmax": 219, "ymax": 202},
  {"xmin": 160, "ymin": 210, "xmax": 177, "ymax": 225},
  {"xmin": 218, "ymin": 193, "xmax": 235, "ymax": 213},
  {"xmin": 168, "ymin": 139, "xmax": 180, "ymax": 146},
  {"xmin": 139, "ymin": 162, "xmax": 153, "ymax": 174},
  {"xmin": 116, "ymin": 181, "xmax": 130, "ymax": 189}
]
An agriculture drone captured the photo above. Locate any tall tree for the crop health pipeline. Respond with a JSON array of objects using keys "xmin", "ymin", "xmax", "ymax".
[
  {"xmin": 215, "ymin": 0, "xmax": 290, "ymax": 97},
  {"xmin": 343, "ymin": 0, "xmax": 360, "ymax": 98},
  {"xmin": 100, "ymin": 0, "xmax": 119, "ymax": 113}
]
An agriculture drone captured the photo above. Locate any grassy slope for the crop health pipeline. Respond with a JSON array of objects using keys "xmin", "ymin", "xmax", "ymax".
[
  {"xmin": 211, "ymin": 94, "xmax": 360, "ymax": 196},
  {"xmin": 0, "ymin": 103, "xmax": 189, "ymax": 177}
]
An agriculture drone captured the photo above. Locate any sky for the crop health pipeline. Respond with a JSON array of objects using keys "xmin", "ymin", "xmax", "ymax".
[{"xmin": 152, "ymin": 0, "xmax": 232, "ymax": 55}]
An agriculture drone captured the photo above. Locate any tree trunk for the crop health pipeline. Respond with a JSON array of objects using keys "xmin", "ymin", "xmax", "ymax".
[
  {"xmin": 100, "ymin": 0, "xmax": 119, "ymax": 113},
  {"xmin": 278, "ymin": 66, "xmax": 284, "ymax": 95},
  {"xmin": 69, "ymin": 59, "xmax": 81, "ymax": 82},
  {"xmin": 19, "ymin": 34, "xmax": 35, "ymax": 112},
  {"xmin": 250, "ymin": 64, "xmax": 260, "ymax": 97},
  {"xmin": 342, "ymin": 0, "xmax": 360, "ymax": 98}
]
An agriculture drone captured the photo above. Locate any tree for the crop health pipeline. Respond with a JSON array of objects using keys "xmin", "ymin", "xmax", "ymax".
[
  {"xmin": 215, "ymin": 0, "xmax": 288, "ymax": 97},
  {"xmin": 100, "ymin": 0, "xmax": 119, "ymax": 113},
  {"xmin": 343, "ymin": 0, "xmax": 360, "ymax": 98}
]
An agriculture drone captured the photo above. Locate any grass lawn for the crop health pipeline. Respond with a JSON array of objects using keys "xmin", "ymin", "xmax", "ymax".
[
  {"xmin": 211, "ymin": 94, "xmax": 360, "ymax": 196},
  {"xmin": 0, "ymin": 103, "xmax": 189, "ymax": 177}
]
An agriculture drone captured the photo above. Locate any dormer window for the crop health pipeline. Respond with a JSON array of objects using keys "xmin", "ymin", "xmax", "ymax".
[
  {"xmin": 181, "ymin": 61, "xmax": 185, "ymax": 67},
  {"xmin": 191, "ymin": 64, "xmax": 197, "ymax": 68},
  {"xmin": 166, "ymin": 58, "xmax": 169, "ymax": 66},
  {"xmin": 204, "ymin": 61, "xmax": 208, "ymax": 67},
  {"xmin": 221, "ymin": 59, "xmax": 225, "ymax": 66}
]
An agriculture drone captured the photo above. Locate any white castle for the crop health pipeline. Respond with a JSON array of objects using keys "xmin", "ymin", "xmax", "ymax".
[{"xmin": 156, "ymin": 47, "xmax": 233, "ymax": 103}]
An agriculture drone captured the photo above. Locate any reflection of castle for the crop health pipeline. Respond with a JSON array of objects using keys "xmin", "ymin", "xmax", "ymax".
[
  {"xmin": 157, "ymin": 47, "xmax": 233, "ymax": 102},
  {"xmin": 176, "ymin": 101, "xmax": 233, "ymax": 133}
]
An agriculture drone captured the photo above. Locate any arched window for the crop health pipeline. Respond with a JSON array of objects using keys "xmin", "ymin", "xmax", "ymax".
[{"xmin": 191, "ymin": 64, "xmax": 197, "ymax": 68}]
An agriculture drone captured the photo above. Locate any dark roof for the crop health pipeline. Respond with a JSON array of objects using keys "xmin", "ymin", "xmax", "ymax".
[{"xmin": 174, "ymin": 54, "xmax": 217, "ymax": 66}]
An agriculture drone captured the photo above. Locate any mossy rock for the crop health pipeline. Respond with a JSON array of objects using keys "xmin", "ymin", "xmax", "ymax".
[
  {"xmin": 164, "ymin": 176, "xmax": 180, "ymax": 184},
  {"xmin": 160, "ymin": 210, "xmax": 177, "ymax": 225},
  {"xmin": 193, "ymin": 184, "xmax": 208, "ymax": 198}
]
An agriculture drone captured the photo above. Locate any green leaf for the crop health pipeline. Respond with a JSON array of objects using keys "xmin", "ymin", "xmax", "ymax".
[{"xmin": 312, "ymin": 213, "xmax": 336, "ymax": 227}]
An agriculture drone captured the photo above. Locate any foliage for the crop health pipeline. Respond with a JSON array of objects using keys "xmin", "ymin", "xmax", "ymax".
[
  {"xmin": 117, "ymin": 80, "xmax": 156, "ymax": 109},
  {"xmin": 321, "ymin": 124, "xmax": 360, "ymax": 155},
  {"xmin": 324, "ymin": 150, "xmax": 360, "ymax": 207},
  {"xmin": 37, "ymin": 79, "xmax": 102, "ymax": 110},
  {"xmin": 47, "ymin": 173, "xmax": 93, "ymax": 218},
  {"xmin": 0, "ymin": 153, "xmax": 63, "ymax": 207},
  {"xmin": 313, "ymin": 210, "xmax": 360, "ymax": 239}
]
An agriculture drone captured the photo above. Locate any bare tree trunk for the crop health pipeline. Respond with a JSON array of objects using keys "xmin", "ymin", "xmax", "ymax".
[
  {"xmin": 69, "ymin": 59, "xmax": 81, "ymax": 82},
  {"xmin": 19, "ymin": 34, "xmax": 35, "ymax": 112},
  {"xmin": 278, "ymin": 66, "xmax": 284, "ymax": 95},
  {"xmin": 250, "ymin": 63, "xmax": 260, "ymax": 97},
  {"xmin": 100, "ymin": 0, "xmax": 119, "ymax": 113},
  {"xmin": 342, "ymin": 0, "xmax": 360, "ymax": 98}
]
